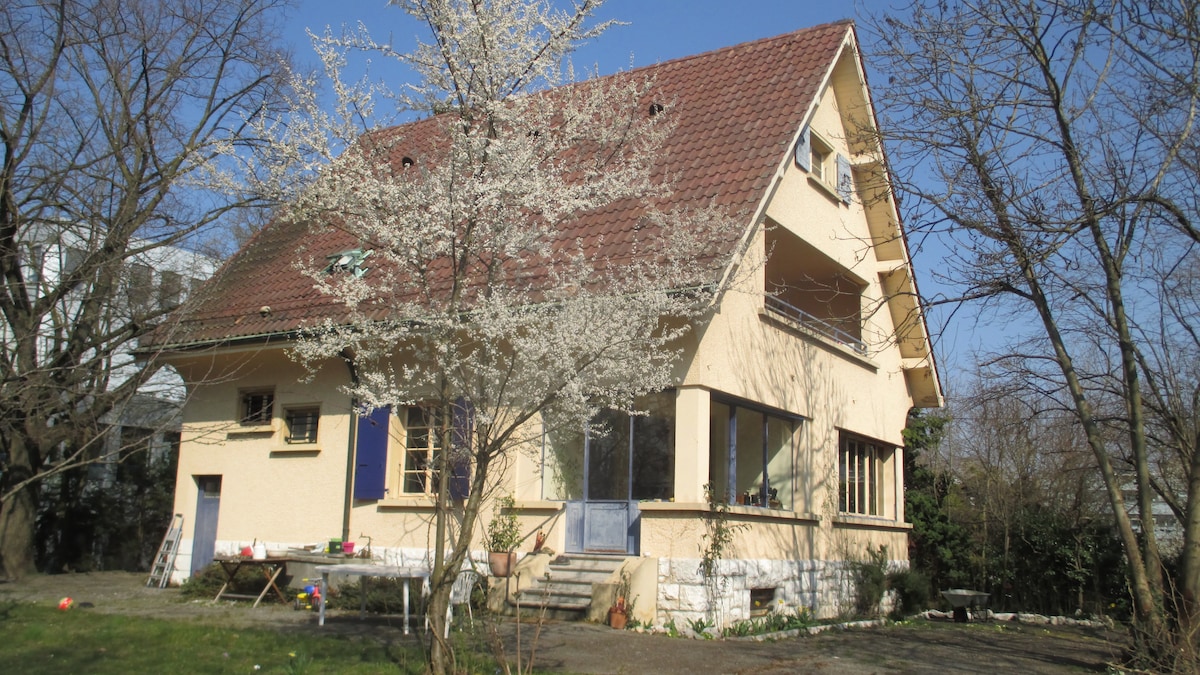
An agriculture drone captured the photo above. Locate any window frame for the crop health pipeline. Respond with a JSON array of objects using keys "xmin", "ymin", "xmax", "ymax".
[
  {"xmin": 809, "ymin": 132, "xmax": 834, "ymax": 184},
  {"xmin": 126, "ymin": 263, "xmax": 153, "ymax": 311},
  {"xmin": 707, "ymin": 397, "xmax": 799, "ymax": 510},
  {"xmin": 239, "ymin": 389, "xmax": 275, "ymax": 427},
  {"xmin": 401, "ymin": 406, "xmax": 443, "ymax": 495},
  {"xmin": 839, "ymin": 433, "xmax": 888, "ymax": 516},
  {"xmin": 284, "ymin": 406, "xmax": 320, "ymax": 444}
]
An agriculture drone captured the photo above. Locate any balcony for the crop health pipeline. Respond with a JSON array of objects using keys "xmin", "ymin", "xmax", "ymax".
[{"xmin": 764, "ymin": 295, "xmax": 866, "ymax": 354}]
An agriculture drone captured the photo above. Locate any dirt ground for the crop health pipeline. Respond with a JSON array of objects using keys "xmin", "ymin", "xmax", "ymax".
[{"xmin": 0, "ymin": 571, "xmax": 1129, "ymax": 674}]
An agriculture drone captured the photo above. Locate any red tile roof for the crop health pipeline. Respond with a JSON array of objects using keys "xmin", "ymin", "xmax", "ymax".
[{"xmin": 157, "ymin": 21, "xmax": 852, "ymax": 348}]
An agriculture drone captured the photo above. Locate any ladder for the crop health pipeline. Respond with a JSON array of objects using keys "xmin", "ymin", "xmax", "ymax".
[{"xmin": 147, "ymin": 513, "xmax": 184, "ymax": 588}]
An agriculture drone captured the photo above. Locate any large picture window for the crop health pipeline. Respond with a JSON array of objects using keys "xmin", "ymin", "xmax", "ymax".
[
  {"xmin": 540, "ymin": 392, "xmax": 675, "ymax": 502},
  {"xmin": 708, "ymin": 401, "xmax": 796, "ymax": 510},
  {"xmin": 839, "ymin": 434, "xmax": 888, "ymax": 516}
]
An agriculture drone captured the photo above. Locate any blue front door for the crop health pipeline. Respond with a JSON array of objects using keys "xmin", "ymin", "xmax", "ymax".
[
  {"xmin": 566, "ymin": 410, "xmax": 639, "ymax": 554},
  {"xmin": 192, "ymin": 475, "xmax": 221, "ymax": 573}
]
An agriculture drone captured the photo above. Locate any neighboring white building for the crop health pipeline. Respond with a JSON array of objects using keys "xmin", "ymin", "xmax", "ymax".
[{"xmin": 10, "ymin": 221, "xmax": 218, "ymax": 477}]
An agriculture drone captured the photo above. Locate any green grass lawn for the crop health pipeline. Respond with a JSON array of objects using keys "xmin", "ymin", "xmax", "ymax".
[{"xmin": 0, "ymin": 603, "xmax": 444, "ymax": 674}]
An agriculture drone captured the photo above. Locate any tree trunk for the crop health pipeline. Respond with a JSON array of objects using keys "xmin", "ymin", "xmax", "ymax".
[{"xmin": 0, "ymin": 434, "xmax": 38, "ymax": 580}]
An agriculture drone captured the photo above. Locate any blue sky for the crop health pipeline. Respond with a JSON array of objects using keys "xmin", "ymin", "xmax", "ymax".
[
  {"xmin": 282, "ymin": 2, "xmax": 896, "ymax": 75},
  {"xmin": 278, "ymin": 1, "xmax": 991, "ymax": 386}
]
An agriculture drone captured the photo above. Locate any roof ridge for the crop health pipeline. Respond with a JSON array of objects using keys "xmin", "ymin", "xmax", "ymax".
[
  {"xmin": 368, "ymin": 21, "xmax": 854, "ymax": 137},
  {"xmin": 605, "ymin": 19, "xmax": 853, "ymax": 78}
]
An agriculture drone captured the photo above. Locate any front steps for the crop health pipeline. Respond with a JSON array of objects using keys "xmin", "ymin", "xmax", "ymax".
[{"xmin": 505, "ymin": 553, "xmax": 628, "ymax": 621}]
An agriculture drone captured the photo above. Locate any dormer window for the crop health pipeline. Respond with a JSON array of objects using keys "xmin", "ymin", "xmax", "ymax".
[{"xmin": 325, "ymin": 249, "xmax": 372, "ymax": 278}]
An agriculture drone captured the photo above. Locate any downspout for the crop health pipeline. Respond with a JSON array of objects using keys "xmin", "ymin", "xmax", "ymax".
[{"xmin": 340, "ymin": 349, "xmax": 358, "ymax": 544}]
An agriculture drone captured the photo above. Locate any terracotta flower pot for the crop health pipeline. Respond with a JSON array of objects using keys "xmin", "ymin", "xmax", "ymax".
[
  {"xmin": 608, "ymin": 608, "xmax": 628, "ymax": 629},
  {"xmin": 488, "ymin": 551, "xmax": 516, "ymax": 577}
]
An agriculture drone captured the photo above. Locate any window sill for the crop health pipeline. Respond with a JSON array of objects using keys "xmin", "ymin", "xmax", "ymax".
[
  {"xmin": 807, "ymin": 174, "xmax": 844, "ymax": 204},
  {"xmin": 513, "ymin": 500, "xmax": 567, "ymax": 512},
  {"xmin": 377, "ymin": 496, "xmax": 436, "ymax": 509},
  {"xmin": 832, "ymin": 514, "xmax": 911, "ymax": 531},
  {"xmin": 638, "ymin": 501, "xmax": 819, "ymax": 522},
  {"xmin": 269, "ymin": 446, "xmax": 320, "ymax": 455},
  {"xmin": 226, "ymin": 429, "xmax": 275, "ymax": 440}
]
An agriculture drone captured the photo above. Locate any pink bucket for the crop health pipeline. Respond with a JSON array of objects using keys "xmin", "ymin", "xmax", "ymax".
[{"xmin": 342, "ymin": 541, "xmax": 355, "ymax": 554}]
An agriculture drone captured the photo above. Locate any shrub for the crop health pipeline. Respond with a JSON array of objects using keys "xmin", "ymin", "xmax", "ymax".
[
  {"xmin": 850, "ymin": 546, "xmax": 889, "ymax": 618},
  {"xmin": 887, "ymin": 567, "xmax": 931, "ymax": 618}
]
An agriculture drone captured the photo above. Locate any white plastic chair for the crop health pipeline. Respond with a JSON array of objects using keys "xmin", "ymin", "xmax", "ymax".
[{"xmin": 444, "ymin": 569, "xmax": 479, "ymax": 637}]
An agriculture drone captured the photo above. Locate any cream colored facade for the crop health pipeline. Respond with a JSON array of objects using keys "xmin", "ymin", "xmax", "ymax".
[{"xmin": 166, "ymin": 30, "xmax": 939, "ymax": 624}]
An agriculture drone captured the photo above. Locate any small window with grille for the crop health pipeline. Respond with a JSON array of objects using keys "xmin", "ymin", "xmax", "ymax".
[
  {"xmin": 240, "ymin": 389, "xmax": 274, "ymax": 426},
  {"xmin": 285, "ymin": 407, "xmax": 320, "ymax": 444}
]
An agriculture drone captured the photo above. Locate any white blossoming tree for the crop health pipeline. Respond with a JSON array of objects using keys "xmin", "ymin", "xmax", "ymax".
[{"xmin": 248, "ymin": 1, "xmax": 741, "ymax": 669}]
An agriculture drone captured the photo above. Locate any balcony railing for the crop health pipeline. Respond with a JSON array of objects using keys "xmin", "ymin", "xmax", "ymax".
[{"xmin": 764, "ymin": 295, "xmax": 866, "ymax": 354}]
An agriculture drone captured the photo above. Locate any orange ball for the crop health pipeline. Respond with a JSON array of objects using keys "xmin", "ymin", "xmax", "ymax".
[{"xmin": 58, "ymin": 597, "xmax": 73, "ymax": 610}]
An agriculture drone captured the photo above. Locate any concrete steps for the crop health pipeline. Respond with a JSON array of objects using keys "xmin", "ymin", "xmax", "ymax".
[{"xmin": 509, "ymin": 553, "xmax": 628, "ymax": 620}]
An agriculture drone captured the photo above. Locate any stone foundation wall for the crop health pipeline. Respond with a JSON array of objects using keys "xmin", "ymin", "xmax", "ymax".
[{"xmin": 655, "ymin": 556, "xmax": 906, "ymax": 627}]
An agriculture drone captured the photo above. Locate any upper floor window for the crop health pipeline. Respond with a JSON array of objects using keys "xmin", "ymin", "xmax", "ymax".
[
  {"xmin": 159, "ymin": 270, "xmax": 184, "ymax": 310},
  {"xmin": 62, "ymin": 246, "xmax": 85, "ymax": 276},
  {"xmin": 285, "ymin": 407, "xmax": 320, "ymax": 444},
  {"xmin": 127, "ymin": 263, "xmax": 153, "ymax": 310},
  {"xmin": 810, "ymin": 132, "xmax": 834, "ymax": 184},
  {"xmin": 240, "ymin": 389, "xmax": 274, "ymax": 426},
  {"xmin": 796, "ymin": 127, "xmax": 853, "ymax": 204}
]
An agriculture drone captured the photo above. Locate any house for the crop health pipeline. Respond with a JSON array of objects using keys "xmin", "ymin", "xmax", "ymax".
[{"xmin": 156, "ymin": 21, "xmax": 941, "ymax": 625}]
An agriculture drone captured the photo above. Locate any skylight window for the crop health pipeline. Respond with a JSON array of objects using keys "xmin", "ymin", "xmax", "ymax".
[{"xmin": 325, "ymin": 249, "xmax": 372, "ymax": 278}]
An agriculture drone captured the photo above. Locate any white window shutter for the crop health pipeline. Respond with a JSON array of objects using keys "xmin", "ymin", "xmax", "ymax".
[
  {"xmin": 837, "ymin": 153, "xmax": 852, "ymax": 203},
  {"xmin": 794, "ymin": 127, "xmax": 811, "ymax": 172}
]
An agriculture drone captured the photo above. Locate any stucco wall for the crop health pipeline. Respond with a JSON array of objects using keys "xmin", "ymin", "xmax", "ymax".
[{"xmin": 169, "ymin": 348, "xmax": 355, "ymax": 576}]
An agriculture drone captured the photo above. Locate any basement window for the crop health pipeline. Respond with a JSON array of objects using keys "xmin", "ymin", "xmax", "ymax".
[{"xmin": 750, "ymin": 587, "xmax": 776, "ymax": 618}]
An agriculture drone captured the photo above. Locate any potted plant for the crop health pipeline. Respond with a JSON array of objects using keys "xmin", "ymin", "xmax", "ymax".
[
  {"xmin": 485, "ymin": 495, "xmax": 521, "ymax": 577},
  {"xmin": 608, "ymin": 572, "xmax": 633, "ymax": 629},
  {"xmin": 608, "ymin": 595, "xmax": 629, "ymax": 629}
]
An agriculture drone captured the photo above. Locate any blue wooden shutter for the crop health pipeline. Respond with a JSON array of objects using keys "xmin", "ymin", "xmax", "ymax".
[
  {"xmin": 837, "ymin": 153, "xmax": 853, "ymax": 203},
  {"xmin": 353, "ymin": 405, "xmax": 390, "ymax": 500},
  {"xmin": 450, "ymin": 398, "xmax": 473, "ymax": 500},
  {"xmin": 794, "ymin": 127, "xmax": 811, "ymax": 171}
]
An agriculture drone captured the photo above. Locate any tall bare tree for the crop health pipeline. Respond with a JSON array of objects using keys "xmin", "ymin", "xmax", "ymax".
[
  {"xmin": 0, "ymin": 0, "xmax": 291, "ymax": 580},
  {"xmin": 867, "ymin": 0, "xmax": 1200, "ymax": 669}
]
